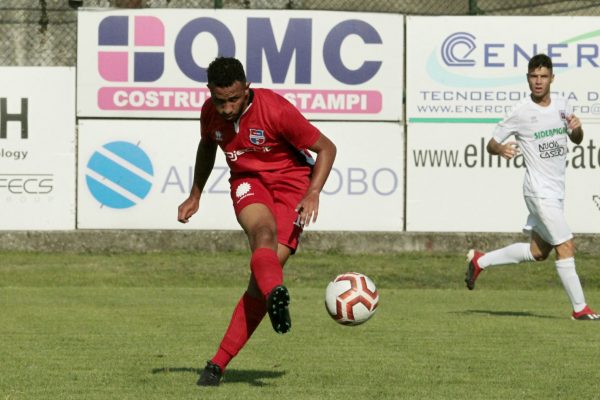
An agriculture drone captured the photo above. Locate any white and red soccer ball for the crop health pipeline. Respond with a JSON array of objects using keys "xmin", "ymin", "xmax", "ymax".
[{"xmin": 325, "ymin": 272, "xmax": 379, "ymax": 325}]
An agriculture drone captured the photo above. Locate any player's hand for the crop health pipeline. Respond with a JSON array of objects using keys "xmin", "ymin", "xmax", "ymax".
[
  {"xmin": 566, "ymin": 114, "xmax": 581, "ymax": 134},
  {"xmin": 177, "ymin": 196, "xmax": 200, "ymax": 223},
  {"xmin": 500, "ymin": 141, "xmax": 519, "ymax": 160},
  {"xmin": 295, "ymin": 189, "xmax": 320, "ymax": 228}
]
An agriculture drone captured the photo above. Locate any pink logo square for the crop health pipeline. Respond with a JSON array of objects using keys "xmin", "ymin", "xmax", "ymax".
[
  {"xmin": 134, "ymin": 16, "xmax": 164, "ymax": 46},
  {"xmin": 98, "ymin": 51, "xmax": 128, "ymax": 82}
]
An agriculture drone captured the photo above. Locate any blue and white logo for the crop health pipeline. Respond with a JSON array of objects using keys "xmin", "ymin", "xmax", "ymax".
[
  {"xmin": 85, "ymin": 141, "xmax": 154, "ymax": 209},
  {"xmin": 441, "ymin": 32, "xmax": 477, "ymax": 67},
  {"xmin": 249, "ymin": 129, "xmax": 266, "ymax": 145}
]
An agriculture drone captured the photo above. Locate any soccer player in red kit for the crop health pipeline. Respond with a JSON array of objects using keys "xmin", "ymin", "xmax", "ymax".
[{"xmin": 177, "ymin": 57, "xmax": 337, "ymax": 386}]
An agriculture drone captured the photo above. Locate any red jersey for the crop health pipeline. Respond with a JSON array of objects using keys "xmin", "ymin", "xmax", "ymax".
[{"xmin": 200, "ymin": 88, "xmax": 321, "ymax": 175}]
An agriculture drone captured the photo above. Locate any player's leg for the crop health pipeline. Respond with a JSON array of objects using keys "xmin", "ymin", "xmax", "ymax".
[
  {"xmin": 529, "ymin": 230, "xmax": 553, "ymax": 261},
  {"xmin": 246, "ymin": 244, "xmax": 292, "ymax": 298},
  {"xmin": 529, "ymin": 230, "xmax": 590, "ymax": 316},
  {"xmin": 198, "ymin": 284, "xmax": 267, "ymax": 386},
  {"xmin": 202, "ymin": 283, "xmax": 267, "ymax": 386},
  {"xmin": 248, "ymin": 172, "xmax": 307, "ymax": 333},
  {"xmin": 482, "ymin": 200, "xmax": 553, "ymax": 267},
  {"xmin": 277, "ymin": 243, "xmax": 292, "ymax": 267},
  {"xmin": 530, "ymin": 197, "xmax": 598, "ymax": 320},
  {"xmin": 554, "ymin": 239, "xmax": 584, "ymax": 312},
  {"xmin": 198, "ymin": 180, "xmax": 287, "ymax": 386},
  {"xmin": 481, "ymin": 242, "xmax": 538, "ymax": 268},
  {"xmin": 202, "ymin": 244, "xmax": 294, "ymax": 386},
  {"xmin": 238, "ymin": 203, "xmax": 293, "ymax": 335},
  {"xmin": 262, "ymin": 244, "xmax": 294, "ymax": 331},
  {"xmin": 466, "ymin": 197, "xmax": 547, "ymax": 290},
  {"xmin": 237, "ymin": 203, "xmax": 285, "ymax": 296},
  {"xmin": 554, "ymin": 238, "xmax": 598, "ymax": 320},
  {"xmin": 465, "ymin": 242, "xmax": 537, "ymax": 290}
]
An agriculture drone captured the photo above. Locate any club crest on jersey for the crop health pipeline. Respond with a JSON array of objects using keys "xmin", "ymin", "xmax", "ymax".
[
  {"xmin": 249, "ymin": 129, "xmax": 265, "ymax": 145},
  {"xmin": 214, "ymin": 130, "xmax": 223, "ymax": 141}
]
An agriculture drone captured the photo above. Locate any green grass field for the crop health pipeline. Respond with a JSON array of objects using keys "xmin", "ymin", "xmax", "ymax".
[{"xmin": 1, "ymin": 250, "xmax": 599, "ymax": 399}]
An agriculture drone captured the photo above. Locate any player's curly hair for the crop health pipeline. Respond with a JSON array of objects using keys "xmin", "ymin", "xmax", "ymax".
[
  {"xmin": 207, "ymin": 57, "xmax": 247, "ymax": 88},
  {"xmin": 528, "ymin": 53, "xmax": 553, "ymax": 73}
]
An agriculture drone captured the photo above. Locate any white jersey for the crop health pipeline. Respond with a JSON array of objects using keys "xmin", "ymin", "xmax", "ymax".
[{"xmin": 493, "ymin": 94, "xmax": 571, "ymax": 199}]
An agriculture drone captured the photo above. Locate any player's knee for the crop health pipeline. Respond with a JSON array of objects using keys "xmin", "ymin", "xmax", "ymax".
[
  {"xmin": 250, "ymin": 224, "xmax": 277, "ymax": 248},
  {"xmin": 556, "ymin": 240, "xmax": 576, "ymax": 259},
  {"xmin": 567, "ymin": 239, "xmax": 575, "ymax": 251}
]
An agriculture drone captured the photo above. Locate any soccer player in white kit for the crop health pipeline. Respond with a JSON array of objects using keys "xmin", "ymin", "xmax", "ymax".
[{"xmin": 464, "ymin": 53, "xmax": 600, "ymax": 320}]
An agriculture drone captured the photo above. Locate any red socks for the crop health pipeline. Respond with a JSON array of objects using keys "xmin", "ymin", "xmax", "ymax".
[
  {"xmin": 211, "ymin": 292, "xmax": 266, "ymax": 371},
  {"xmin": 250, "ymin": 248, "xmax": 283, "ymax": 299},
  {"xmin": 210, "ymin": 248, "xmax": 283, "ymax": 371}
]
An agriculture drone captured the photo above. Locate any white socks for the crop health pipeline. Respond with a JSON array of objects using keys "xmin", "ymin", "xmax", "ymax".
[
  {"xmin": 479, "ymin": 246, "xmax": 586, "ymax": 313},
  {"xmin": 555, "ymin": 258, "xmax": 586, "ymax": 313},
  {"xmin": 478, "ymin": 243, "xmax": 535, "ymax": 269}
]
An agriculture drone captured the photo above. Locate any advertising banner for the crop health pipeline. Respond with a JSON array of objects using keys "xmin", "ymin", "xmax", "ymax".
[
  {"xmin": 0, "ymin": 67, "xmax": 76, "ymax": 230},
  {"xmin": 407, "ymin": 16, "xmax": 600, "ymax": 123},
  {"xmin": 77, "ymin": 120, "xmax": 404, "ymax": 231},
  {"xmin": 406, "ymin": 122, "xmax": 600, "ymax": 233},
  {"xmin": 77, "ymin": 9, "xmax": 403, "ymax": 121}
]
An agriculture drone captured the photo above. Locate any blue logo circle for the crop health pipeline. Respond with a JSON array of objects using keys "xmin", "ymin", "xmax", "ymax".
[{"xmin": 85, "ymin": 141, "xmax": 154, "ymax": 209}]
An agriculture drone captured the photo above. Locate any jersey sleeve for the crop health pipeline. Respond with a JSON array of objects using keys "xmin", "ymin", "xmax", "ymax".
[
  {"xmin": 274, "ymin": 96, "xmax": 321, "ymax": 149},
  {"xmin": 492, "ymin": 105, "xmax": 521, "ymax": 143}
]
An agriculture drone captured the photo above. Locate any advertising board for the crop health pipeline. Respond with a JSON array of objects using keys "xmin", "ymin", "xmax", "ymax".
[
  {"xmin": 77, "ymin": 119, "xmax": 404, "ymax": 231},
  {"xmin": 0, "ymin": 67, "xmax": 76, "ymax": 230},
  {"xmin": 78, "ymin": 9, "xmax": 404, "ymax": 121}
]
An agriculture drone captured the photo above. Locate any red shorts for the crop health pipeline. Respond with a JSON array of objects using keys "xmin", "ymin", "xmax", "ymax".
[{"xmin": 229, "ymin": 168, "xmax": 310, "ymax": 251}]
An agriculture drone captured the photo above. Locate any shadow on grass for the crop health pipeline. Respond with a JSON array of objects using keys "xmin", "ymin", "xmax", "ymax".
[
  {"xmin": 459, "ymin": 309, "xmax": 559, "ymax": 319},
  {"xmin": 151, "ymin": 367, "xmax": 286, "ymax": 387}
]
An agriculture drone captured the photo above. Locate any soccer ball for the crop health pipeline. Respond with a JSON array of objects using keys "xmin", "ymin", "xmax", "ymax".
[{"xmin": 325, "ymin": 272, "xmax": 379, "ymax": 325}]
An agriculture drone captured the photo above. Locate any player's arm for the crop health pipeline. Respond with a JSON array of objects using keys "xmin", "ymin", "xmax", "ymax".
[
  {"xmin": 177, "ymin": 137, "xmax": 218, "ymax": 223},
  {"xmin": 488, "ymin": 107, "xmax": 520, "ymax": 160},
  {"xmin": 566, "ymin": 114, "xmax": 584, "ymax": 145},
  {"xmin": 295, "ymin": 133, "xmax": 337, "ymax": 227},
  {"xmin": 487, "ymin": 137, "xmax": 519, "ymax": 160}
]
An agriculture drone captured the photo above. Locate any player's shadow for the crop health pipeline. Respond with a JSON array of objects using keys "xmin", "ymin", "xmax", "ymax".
[
  {"xmin": 151, "ymin": 367, "xmax": 286, "ymax": 387},
  {"xmin": 460, "ymin": 309, "xmax": 559, "ymax": 319},
  {"xmin": 221, "ymin": 369, "xmax": 286, "ymax": 386}
]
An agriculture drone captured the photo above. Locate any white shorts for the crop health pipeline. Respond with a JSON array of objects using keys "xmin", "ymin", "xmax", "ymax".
[{"xmin": 522, "ymin": 196, "xmax": 573, "ymax": 246}]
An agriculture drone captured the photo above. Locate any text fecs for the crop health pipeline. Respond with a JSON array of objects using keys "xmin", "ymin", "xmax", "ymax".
[{"xmin": 0, "ymin": 174, "xmax": 53, "ymax": 194}]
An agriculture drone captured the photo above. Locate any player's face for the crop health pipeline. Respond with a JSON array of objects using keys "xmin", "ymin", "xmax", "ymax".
[
  {"xmin": 208, "ymin": 80, "xmax": 250, "ymax": 121},
  {"xmin": 527, "ymin": 66, "xmax": 553, "ymax": 102}
]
